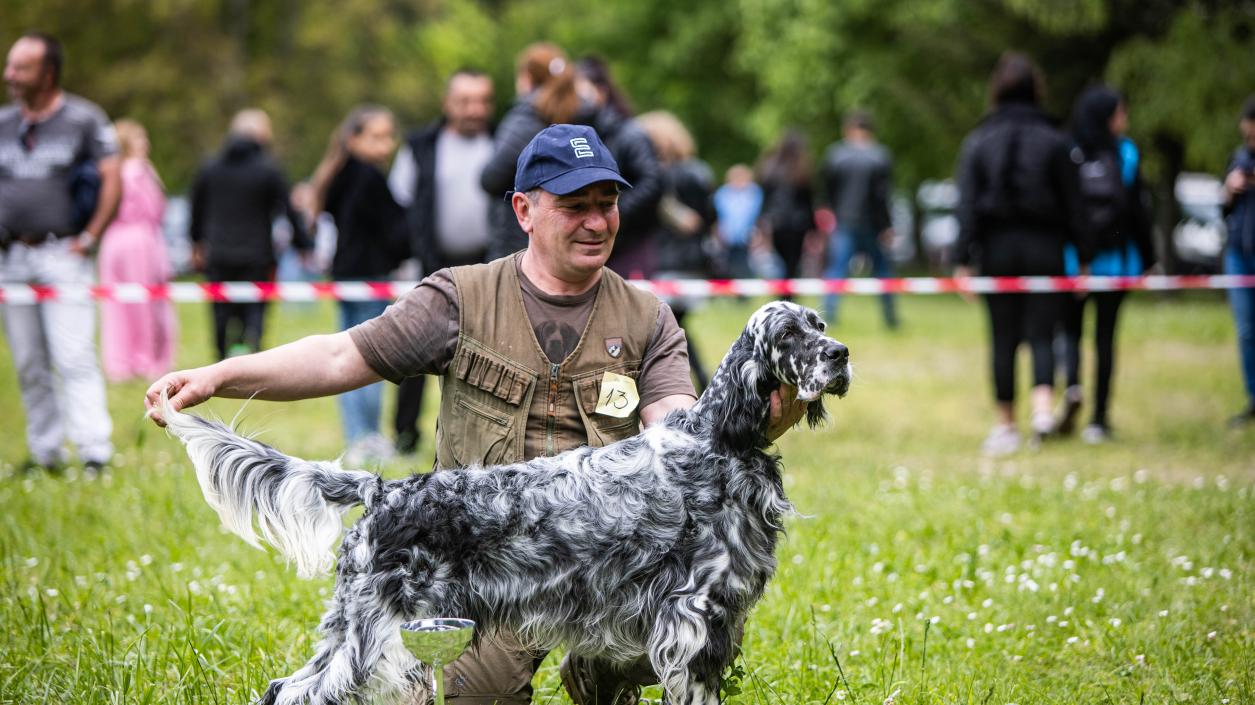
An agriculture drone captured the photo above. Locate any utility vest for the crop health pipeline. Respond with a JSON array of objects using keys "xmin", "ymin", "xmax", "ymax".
[{"xmin": 435, "ymin": 256, "xmax": 660, "ymax": 469}]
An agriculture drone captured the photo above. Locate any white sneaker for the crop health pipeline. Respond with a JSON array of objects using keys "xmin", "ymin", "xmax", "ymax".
[
  {"xmin": 345, "ymin": 433, "xmax": 395, "ymax": 467},
  {"xmin": 1081, "ymin": 424, "xmax": 1110, "ymax": 445},
  {"xmin": 981, "ymin": 424, "xmax": 1021, "ymax": 456},
  {"xmin": 1030, "ymin": 411, "xmax": 1055, "ymax": 436}
]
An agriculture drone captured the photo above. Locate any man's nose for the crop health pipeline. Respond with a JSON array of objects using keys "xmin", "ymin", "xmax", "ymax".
[
  {"xmin": 584, "ymin": 210, "xmax": 608, "ymax": 233},
  {"xmin": 822, "ymin": 341, "xmax": 848, "ymax": 365}
]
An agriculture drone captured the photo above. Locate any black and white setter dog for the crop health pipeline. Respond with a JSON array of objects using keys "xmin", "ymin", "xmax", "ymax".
[{"xmin": 161, "ymin": 301, "xmax": 851, "ymax": 705}]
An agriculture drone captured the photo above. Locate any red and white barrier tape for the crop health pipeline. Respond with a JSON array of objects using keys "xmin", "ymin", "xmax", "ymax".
[{"xmin": 1, "ymin": 276, "xmax": 1254, "ymax": 304}]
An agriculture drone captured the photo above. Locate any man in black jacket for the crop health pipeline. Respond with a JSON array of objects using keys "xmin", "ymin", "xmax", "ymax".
[
  {"xmin": 189, "ymin": 109, "xmax": 310, "ymax": 359},
  {"xmin": 387, "ymin": 70, "xmax": 495, "ymax": 453}
]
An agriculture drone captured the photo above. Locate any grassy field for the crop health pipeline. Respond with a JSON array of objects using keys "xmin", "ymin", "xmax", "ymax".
[{"xmin": 1, "ymin": 293, "xmax": 1252, "ymax": 704}]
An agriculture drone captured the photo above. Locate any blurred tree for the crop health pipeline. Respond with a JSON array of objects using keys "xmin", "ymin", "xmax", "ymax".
[{"xmin": 3, "ymin": 0, "xmax": 1252, "ymax": 271}]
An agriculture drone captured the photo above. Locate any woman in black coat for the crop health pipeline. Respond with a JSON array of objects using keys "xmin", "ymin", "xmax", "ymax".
[{"xmin": 953, "ymin": 52, "xmax": 1088, "ymax": 456}]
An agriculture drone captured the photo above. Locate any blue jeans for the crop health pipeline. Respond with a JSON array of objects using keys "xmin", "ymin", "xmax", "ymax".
[
  {"xmin": 823, "ymin": 226, "xmax": 898, "ymax": 327},
  {"xmin": 338, "ymin": 299, "xmax": 389, "ymax": 444},
  {"xmin": 1226, "ymin": 247, "xmax": 1255, "ymax": 404}
]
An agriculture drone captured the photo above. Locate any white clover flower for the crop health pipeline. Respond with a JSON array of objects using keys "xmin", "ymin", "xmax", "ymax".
[
  {"xmin": 1046, "ymin": 615, "xmax": 1057, "ymax": 623},
  {"xmin": 25, "ymin": 557, "xmax": 38, "ymax": 568},
  {"xmin": 1110, "ymin": 618, "xmax": 1121, "ymax": 627},
  {"xmin": 1059, "ymin": 620, "xmax": 1069, "ymax": 627},
  {"xmin": 1066, "ymin": 636, "xmax": 1079, "ymax": 644},
  {"xmin": 1207, "ymin": 631, "xmax": 1218, "ymax": 640},
  {"xmin": 966, "ymin": 638, "xmax": 976, "ymax": 648},
  {"xmin": 171, "ymin": 562, "xmax": 184, "ymax": 573},
  {"xmin": 45, "ymin": 588, "xmax": 58, "ymax": 597},
  {"xmin": 982, "ymin": 598, "xmax": 994, "ymax": 608},
  {"xmin": 849, "ymin": 650, "xmax": 860, "ymax": 657},
  {"xmin": 1064, "ymin": 607, "xmax": 1074, "ymax": 616},
  {"xmin": 866, "ymin": 597, "xmax": 878, "ymax": 607},
  {"xmin": 139, "ymin": 554, "xmax": 153, "ymax": 566},
  {"xmin": 984, "ymin": 623, "xmax": 994, "ymax": 634},
  {"xmin": 967, "ymin": 612, "xmax": 977, "ymax": 621},
  {"xmin": 1219, "ymin": 568, "xmax": 1232, "ymax": 580},
  {"xmin": 74, "ymin": 575, "xmax": 88, "ymax": 588},
  {"xmin": 144, "ymin": 604, "xmax": 153, "ymax": 614},
  {"xmin": 892, "ymin": 603, "xmax": 903, "ymax": 614},
  {"xmin": 930, "ymin": 616, "xmax": 941, "ymax": 625},
  {"xmin": 820, "ymin": 604, "xmax": 832, "ymax": 612},
  {"xmin": 835, "ymin": 690, "xmax": 847, "ymax": 701},
  {"xmin": 1158, "ymin": 610, "xmax": 1169, "ymax": 617}
]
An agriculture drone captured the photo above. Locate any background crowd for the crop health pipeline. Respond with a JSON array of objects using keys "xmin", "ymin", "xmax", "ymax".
[{"xmin": 2, "ymin": 30, "xmax": 1254, "ymax": 473}]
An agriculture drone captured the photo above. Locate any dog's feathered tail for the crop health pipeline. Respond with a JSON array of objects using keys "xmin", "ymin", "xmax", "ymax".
[{"xmin": 159, "ymin": 392, "xmax": 379, "ymax": 579}]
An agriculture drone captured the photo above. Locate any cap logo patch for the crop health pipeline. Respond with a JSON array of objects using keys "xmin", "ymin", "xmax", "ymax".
[{"xmin": 570, "ymin": 137, "xmax": 594, "ymax": 158}]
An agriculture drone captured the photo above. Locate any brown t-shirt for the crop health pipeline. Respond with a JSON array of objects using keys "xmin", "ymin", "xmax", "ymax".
[{"xmin": 349, "ymin": 257, "xmax": 696, "ymax": 413}]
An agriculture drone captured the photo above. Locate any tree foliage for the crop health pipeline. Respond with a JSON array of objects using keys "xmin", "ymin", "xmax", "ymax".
[{"xmin": 2, "ymin": 0, "xmax": 1252, "ymax": 199}]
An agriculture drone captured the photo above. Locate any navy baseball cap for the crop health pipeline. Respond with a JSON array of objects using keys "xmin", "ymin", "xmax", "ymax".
[{"xmin": 513, "ymin": 124, "xmax": 632, "ymax": 195}]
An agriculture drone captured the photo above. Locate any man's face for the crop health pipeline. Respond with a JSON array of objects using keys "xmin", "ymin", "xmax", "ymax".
[
  {"xmin": 4, "ymin": 38, "xmax": 53, "ymax": 105},
  {"xmin": 444, "ymin": 74, "xmax": 493, "ymax": 137},
  {"xmin": 1241, "ymin": 118, "xmax": 1255, "ymax": 151},
  {"xmin": 515, "ymin": 182, "xmax": 621, "ymax": 281}
]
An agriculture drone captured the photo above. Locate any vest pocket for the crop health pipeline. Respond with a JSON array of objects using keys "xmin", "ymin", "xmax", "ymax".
[
  {"xmin": 447, "ymin": 392, "xmax": 516, "ymax": 467},
  {"xmin": 575, "ymin": 369, "xmax": 642, "ymax": 446}
]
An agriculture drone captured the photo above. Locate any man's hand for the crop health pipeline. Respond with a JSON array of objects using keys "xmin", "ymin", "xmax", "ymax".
[
  {"xmin": 953, "ymin": 264, "xmax": 977, "ymax": 304},
  {"xmin": 766, "ymin": 384, "xmax": 808, "ymax": 442},
  {"xmin": 1224, "ymin": 168, "xmax": 1249, "ymax": 203},
  {"xmin": 144, "ymin": 368, "xmax": 219, "ymax": 427},
  {"xmin": 67, "ymin": 231, "xmax": 98, "ymax": 256}
]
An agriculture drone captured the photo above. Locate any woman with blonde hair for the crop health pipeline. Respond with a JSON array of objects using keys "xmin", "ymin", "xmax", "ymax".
[
  {"xmin": 638, "ymin": 110, "xmax": 716, "ymax": 391},
  {"xmin": 98, "ymin": 118, "xmax": 175, "ymax": 381},
  {"xmin": 481, "ymin": 42, "xmax": 589, "ymax": 259}
]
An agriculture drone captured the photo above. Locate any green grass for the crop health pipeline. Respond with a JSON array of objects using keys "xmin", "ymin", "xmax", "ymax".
[{"xmin": 1, "ymin": 294, "xmax": 1252, "ymax": 704}]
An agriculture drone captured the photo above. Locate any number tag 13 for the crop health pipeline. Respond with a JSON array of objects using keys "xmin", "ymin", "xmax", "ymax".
[{"xmin": 594, "ymin": 371, "xmax": 639, "ymax": 419}]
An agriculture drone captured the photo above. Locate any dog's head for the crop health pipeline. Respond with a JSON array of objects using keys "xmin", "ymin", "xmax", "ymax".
[
  {"xmin": 745, "ymin": 300, "xmax": 851, "ymax": 404},
  {"xmin": 699, "ymin": 301, "xmax": 851, "ymax": 452}
]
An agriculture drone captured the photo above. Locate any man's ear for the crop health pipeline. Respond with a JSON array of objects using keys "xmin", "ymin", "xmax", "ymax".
[{"xmin": 511, "ymin": 192, "xmax": 533, "ymax": 235}]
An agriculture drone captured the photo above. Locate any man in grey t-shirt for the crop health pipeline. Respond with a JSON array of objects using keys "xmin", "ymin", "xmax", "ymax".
[{"xmin": 1, "ymin": 33, "xmax": 121, "ymax": 472}]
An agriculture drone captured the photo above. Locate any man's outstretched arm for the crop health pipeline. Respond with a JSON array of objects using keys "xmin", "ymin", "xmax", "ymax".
[{"xmin": 144, "ymin": 332, "xmax": 381, "ymax": 426}]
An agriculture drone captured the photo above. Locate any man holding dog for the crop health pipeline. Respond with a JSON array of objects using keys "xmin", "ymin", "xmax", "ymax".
[
  {"xmin": 2, "ymin": 32, "xmax": 121, "ymax": 474},
  {"xmin": 146, "ymin": 124, "xmax": 806, "ymax": 705}
]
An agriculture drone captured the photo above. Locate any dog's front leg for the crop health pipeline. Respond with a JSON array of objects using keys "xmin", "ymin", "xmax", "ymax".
[{"xmin": 650, "ymin": 594, "xmax": 733, "ymax": 705}]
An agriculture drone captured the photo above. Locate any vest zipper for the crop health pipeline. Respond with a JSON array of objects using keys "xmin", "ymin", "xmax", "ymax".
[{"xmin": 545, "ymin": 362, "xmax": 561, "ymax": 456}]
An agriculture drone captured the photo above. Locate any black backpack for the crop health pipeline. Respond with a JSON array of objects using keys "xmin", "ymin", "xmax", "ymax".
[{"xmin": 1075, "ymin": 147, "xmax": 1126, "ymax": 250}]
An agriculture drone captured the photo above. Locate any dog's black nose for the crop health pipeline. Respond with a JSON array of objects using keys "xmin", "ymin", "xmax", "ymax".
[{"xmin": 822, "ymin": 342, "xmax": 848, "ymax": 364}]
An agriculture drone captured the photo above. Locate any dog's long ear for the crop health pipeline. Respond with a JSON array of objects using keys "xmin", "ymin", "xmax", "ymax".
[
  {"xmin": 704, "ymin": 333, "xmax": 773, "ymax": 454},
  {"xmin": 806, "ymin": 398, "xmax": 828, "ymax": 429}
]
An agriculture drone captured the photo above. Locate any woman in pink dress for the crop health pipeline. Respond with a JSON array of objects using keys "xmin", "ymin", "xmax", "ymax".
[{"xmin": 98, "ymin": 119, "xmax": 175, "ymax": 381}]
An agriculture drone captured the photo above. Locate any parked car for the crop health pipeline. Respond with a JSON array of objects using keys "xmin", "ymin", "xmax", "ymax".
[
  {"xmin": 161, "ymin": 194, "xmax": 193, "ymax": 275},
  {"xmin": 917, "ymin": 179, "xmax": 959, "ymax": 270},
  {"xmin": 1172, "ymin": 173, "xmax": 1226, "ymax": 272}
]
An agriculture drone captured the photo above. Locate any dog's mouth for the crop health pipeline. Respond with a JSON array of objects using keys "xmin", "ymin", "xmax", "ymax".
[
  {"xmin": 827, "ymin": 373, "xmax": 850, "ymax": 398},
  {"xmin": 796, "ymin": 373, "xmax": 849, "ymax": 402}
]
